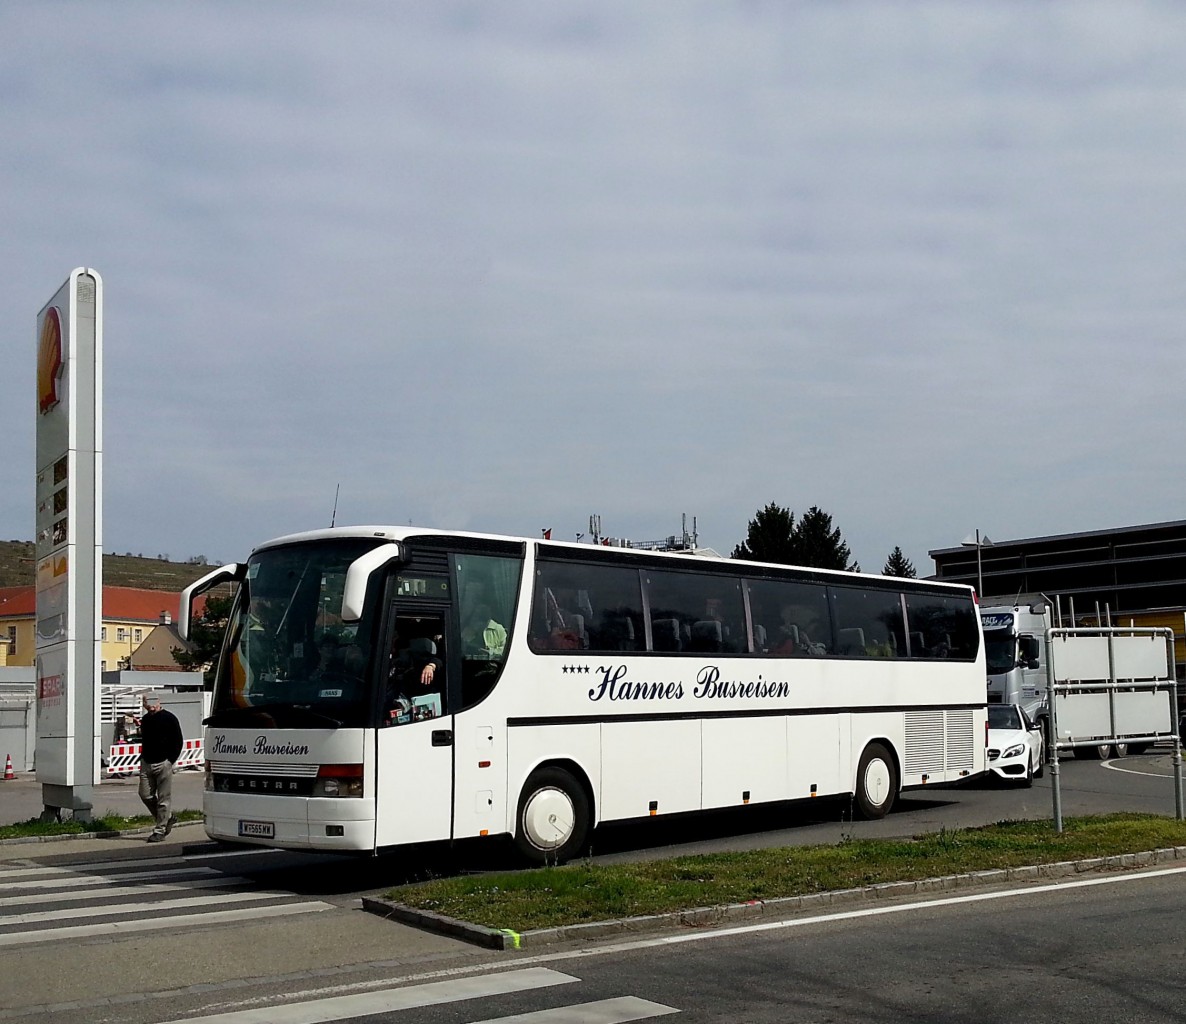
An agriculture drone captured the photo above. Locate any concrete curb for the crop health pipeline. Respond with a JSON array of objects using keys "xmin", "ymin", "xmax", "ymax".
[
  {"xmin": 361, "ymin": 844, "xmax": 1186, "ymax": 951},
  {"xmin": 0, "ymin": 819, "xmax": 205, "ymax": 846}
]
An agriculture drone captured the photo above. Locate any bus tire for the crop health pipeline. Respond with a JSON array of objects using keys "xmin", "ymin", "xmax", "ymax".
[
  {"xmin": 514, "ymin": 767, "xmax": 590, "ymax": 866},
  {"xmin": 854, "ymin": 742, "xmax": 898, "ymax": 819},
  {"xmin": 1078, "ymin": 744, "xmax": 1110, "ymax": 760}
]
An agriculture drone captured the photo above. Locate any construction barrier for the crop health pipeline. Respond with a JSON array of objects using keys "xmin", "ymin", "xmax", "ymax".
[{"xmin": 105, "ymin": 738, "xmax": 204, "ymax": 775}]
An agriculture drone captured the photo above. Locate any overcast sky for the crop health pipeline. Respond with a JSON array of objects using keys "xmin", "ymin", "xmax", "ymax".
[{"xmin": 4, "ymin": 2, "xmax": 1185, "ymax": 576}]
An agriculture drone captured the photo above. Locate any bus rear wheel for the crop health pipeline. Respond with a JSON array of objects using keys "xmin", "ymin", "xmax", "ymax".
[
  {"xmin": 514, "ymin": 767, "xmax": 590, "ymax": 866},
  {"xmin": 854, "ymin": 742, "xmax": 898, "ymax": 819}
]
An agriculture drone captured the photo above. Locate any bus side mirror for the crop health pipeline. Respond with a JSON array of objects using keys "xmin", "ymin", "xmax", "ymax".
[
  {"xmin": 179, "ymin": 563, "xmax": 246, "ymax": 641},
  {"xmin": 341, "ymin": 543, "xmax": 404, "ymax": 622}
]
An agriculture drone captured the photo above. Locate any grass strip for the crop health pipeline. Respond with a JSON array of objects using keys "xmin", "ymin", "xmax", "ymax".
[
  {"xmin": 388, "ymin": 814, "xmax": 1186, "ymax": 932},
  {"xmin": 0, "ymin": 808, "xmax": 203, "ymax": 840}
]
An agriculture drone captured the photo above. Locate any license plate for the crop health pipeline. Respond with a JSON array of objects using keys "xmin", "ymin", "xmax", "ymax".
[{"xmin": 238, "ymin": 820, "xmax": 275, "ymax": 838}]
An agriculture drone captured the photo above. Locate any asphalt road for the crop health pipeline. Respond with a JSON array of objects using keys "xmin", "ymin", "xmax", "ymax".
[
  {"xmin": 392, "ymin": 866, "xmax": 1186, "ymax": 1024},
  {"xmin": 9, "ymin": 843, "xmax": 1186, "ymax": 1024},
  {"xmin": 0, "ymin": 749, "xmax": 1182, "ymax": 1024}
]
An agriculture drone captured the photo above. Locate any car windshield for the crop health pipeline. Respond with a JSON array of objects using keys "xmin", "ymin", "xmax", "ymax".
[
  {"xmin": 209, "ymin": 538, "xmax": 388, "ymax": 728},
  {"xmin": 988, "ymin": 705, "xmax": 1022, "ymax": 730},
  {"xmin": 984, "ymin": 629, "xmax": 1017, "ymax": 674}
]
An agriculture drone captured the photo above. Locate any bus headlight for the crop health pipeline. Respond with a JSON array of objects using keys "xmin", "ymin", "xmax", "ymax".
[{"xmin": 313, "ymin": 763, "xmax": 364, "ymax": 798}]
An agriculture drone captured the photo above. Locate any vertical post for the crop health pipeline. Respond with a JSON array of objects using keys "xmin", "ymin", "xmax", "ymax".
[
  {"xmin": 1048, "ymin": 627, "xmax": 1063, "ymax": 832},
  {"xmin": 1171, "ymin": 631, "xmax": 1183, "ymax": 821},
  {"xmin": 976, "ymin": 529, "xmax": 983, "ymax": 599},
  {"xmin": 1106, "ymin": 628, "xmax": 1117, "ymax": 749}
]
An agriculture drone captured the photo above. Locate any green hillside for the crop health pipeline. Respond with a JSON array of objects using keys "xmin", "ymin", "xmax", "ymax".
[{"xmin": 0, "ymin": 539, "xmax": 219, "ymax": 592}]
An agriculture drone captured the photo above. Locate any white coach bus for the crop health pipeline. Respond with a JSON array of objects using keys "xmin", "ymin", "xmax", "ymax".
[{"xmin": 183, "ymin": 527, "xmax": 986, "ymax": 863}]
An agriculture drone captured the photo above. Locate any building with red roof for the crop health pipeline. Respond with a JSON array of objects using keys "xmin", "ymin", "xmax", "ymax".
[{"xmin": 0, "ymin": 585, "xmax": 197, "ymax": 671}]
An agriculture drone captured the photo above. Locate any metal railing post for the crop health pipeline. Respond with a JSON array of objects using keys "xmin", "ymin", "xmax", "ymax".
[
  {"xmin": 1170, "ymin": 636, "xmax": 1183, "ymax": 821},
  {"xmin": 1047, "ymin": 627, "xmax": 1063, "ymax": 832}
]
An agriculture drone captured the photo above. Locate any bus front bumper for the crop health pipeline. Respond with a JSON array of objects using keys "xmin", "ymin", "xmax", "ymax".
[{"xmin": 203, "ymin": 793, "xmax": 376, "ymax": 851}]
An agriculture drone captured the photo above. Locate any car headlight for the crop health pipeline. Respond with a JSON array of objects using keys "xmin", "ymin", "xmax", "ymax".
[{"xmin": 1003, "ymin": 743, "xmax": 1026, "ymax": 759}]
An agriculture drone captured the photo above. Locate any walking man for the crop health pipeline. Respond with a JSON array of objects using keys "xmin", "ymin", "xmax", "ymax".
[{"xmin": 137, "ymin": 694, "xmax": 183, "ymax": 843}]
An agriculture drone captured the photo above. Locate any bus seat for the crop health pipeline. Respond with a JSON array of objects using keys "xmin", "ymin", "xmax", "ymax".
[
  {"xmin": 690, "ymin": 619, "xmax": 724, "ymax": 652},
  {"xmin": 753, "ymin": 624, "xmax": 767, "ymax": 650},
  {"xmin": 409, "ymin": 637, "xmax": 437, "ymax": 656},
  {"xmin": 602, "ymin": 614, "xmax": 637, "ymax": 651},
  {"xmin": 566, "ymin": 613, "xmax": 588, "ymax": 648},
  {"xmin": 909, "ymin": 631, "xmax": 925, "ymax": 656},
  {"xmin": 837, "ymin": 627, "xmax": 865, "ymax": 655},
  {"xmin": 652, "ymin": 618, "xmax": 682, "ymax": 652}
]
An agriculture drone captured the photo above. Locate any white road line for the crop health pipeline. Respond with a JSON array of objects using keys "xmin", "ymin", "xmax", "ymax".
[
  {"xmin": 1, "ymin": 888, "xmax": 288, "ymax": 926},
  {"xmin": 0, "ymin": 847, "xmax": 278, "ymax": 880},
  {"xmin": 0, "ymin": 900, "xmax": 331, "ymax": 947},
  {"xmin": 0, "ymin": 876, "xmax": 250, "ymax": 908},
  {"xmin": 469, "ymin": 996, "xmax": 679, "ymax": 1024},
  {"xmin": 0, "ymin": 866, "xmax": 222, "ymax": 892},
  {"xmin": 1102, "ymin": 761, "xmax": 1179, "ymax": 779},
  {"xmin": 164, "ymin": 968, "xmax": 579, "ymax": 1024}
]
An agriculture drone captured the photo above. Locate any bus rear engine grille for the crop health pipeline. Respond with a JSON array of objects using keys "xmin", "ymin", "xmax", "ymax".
[{"xmin": 904, "ymin": 710, "xmax": 976, "ymax": 774}]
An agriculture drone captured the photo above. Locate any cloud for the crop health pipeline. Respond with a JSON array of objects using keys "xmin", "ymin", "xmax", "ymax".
[{"xmin": 3, "ymin": 2, "xmax": 1186, "ymax": 574}]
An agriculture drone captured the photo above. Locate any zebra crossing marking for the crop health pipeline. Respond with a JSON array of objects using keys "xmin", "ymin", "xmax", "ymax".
[
  {"xmin": 469, "ymin": 996, "xmax": 679, "ymax": 1024},
  {"xmin": 0, "ymin": 866, "xmax": 223, "ymax": 892},
  {"xmin": 0, "ymin": 875, "xmax": 251, "ymax": 908},
  {"xmin": 1, "ymin": 888, "xmax": 289, "ymax": 927},
  {"xmin": 0, "ymin": 900, "xmax": 331, "ymax": 947},
  {"xmin": 162, "ymin": 968, "xmax": 581, "ymax": 1024}
]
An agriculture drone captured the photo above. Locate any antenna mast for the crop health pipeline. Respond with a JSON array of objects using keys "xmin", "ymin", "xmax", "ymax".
[{"xmin": 330, "ymin": 483, "xmax": 340, "ymax": 527}]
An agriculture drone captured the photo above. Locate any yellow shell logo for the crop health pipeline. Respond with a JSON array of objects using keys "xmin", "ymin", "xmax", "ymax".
[{"xmin": 38, "ymin": 307, "xmax": 63, "ymax": 414}]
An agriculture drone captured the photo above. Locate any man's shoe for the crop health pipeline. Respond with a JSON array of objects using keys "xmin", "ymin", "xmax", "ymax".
[
  {"xmin": 165, "ymin": 815, "xmax": 177, "ymax": 836},
  {"xmin": 146, "ymin": 833, "xmax": 166, "ymax": 843}
]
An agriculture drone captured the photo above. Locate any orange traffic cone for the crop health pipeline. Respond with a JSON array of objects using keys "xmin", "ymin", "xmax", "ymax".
[{"xmin": 3, "ymin": 754, "xmax": 13, "ymax": 781}]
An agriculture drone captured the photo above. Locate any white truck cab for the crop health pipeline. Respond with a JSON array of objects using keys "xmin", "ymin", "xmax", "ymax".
[{"xmin": 982, "ymin": 602, "xmax": 1051, "ymax": 735}]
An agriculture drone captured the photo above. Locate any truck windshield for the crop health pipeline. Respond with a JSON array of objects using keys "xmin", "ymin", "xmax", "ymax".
[
  {"xmin": 983, "ymin": 629, "xmax": 1017, "ymax": 675},
  {"xmin": 209, "ymin": 538, "xmax": 389, "ymax": 728}
]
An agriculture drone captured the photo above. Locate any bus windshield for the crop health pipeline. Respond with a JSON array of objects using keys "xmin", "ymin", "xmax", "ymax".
[
  {"xmin": 983, "ymin": 628, "xmax": 1017, "ymax": 675},
  {"xmin": 209, "ymin": 538, "xmax": 389, "ymax": 728}
]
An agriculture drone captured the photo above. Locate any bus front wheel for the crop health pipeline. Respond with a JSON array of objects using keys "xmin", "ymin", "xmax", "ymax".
[
  {"xmin": 854, "ymin": 742, "xmax": 898, "ymax": 819},
  {"xmin": 514, "ymin": 767, "xmax": 590, "ymax": 865}
]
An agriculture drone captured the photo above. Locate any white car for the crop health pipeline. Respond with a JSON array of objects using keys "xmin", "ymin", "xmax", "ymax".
[{"xmin": 987, "ymin": 703, "xmax": 1045, "ymax": 786}]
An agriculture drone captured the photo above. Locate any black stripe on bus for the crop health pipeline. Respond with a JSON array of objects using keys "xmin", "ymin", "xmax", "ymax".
[{"xmin": 507, "ymin": 703, "xmax": 986, "ymax": 728}]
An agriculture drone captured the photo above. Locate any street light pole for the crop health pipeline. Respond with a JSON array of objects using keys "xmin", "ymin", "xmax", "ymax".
[
  {"xmin": 975, "ymin": 528, "xmax": 984, "ymax": 599},
  {"xmin": 961, "ymin": 530, "xmax": 993, "ymax": 599}
]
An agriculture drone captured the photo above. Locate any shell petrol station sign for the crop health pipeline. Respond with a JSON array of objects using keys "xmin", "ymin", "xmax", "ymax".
[{"xmin": 34, "ymin": 268, "xmax": 103, "ymax": 818}]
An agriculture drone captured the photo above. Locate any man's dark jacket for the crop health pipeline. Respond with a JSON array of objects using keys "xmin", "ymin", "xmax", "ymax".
[{"xmin": 141, "ymin": 708, "xmax": 184, "ymax": 764}]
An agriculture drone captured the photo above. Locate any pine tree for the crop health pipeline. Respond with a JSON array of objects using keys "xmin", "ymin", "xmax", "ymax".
[
  {"xmin": 882, "ymin": 546, "xmax": 917, "ymax": 578},
  {"xmin": 732, "ymin": 503, "xmax": 798, "ymax": 564},
  {"xmin": 794, "ymin": 506, "xmax": 856, "ymax": 571},
  {"xmin": 733, "ymin": 503, "xmax": 859, "ymax": 570}
]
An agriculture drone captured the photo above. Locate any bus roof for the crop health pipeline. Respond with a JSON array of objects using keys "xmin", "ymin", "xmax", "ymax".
[{"xmin": 247, "ymin": 525, "xmax": 976, "ymax": 594}]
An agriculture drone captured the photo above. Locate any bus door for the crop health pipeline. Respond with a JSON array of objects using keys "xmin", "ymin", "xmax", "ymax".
[{"xmin": 375, "ymin": 606, "xmax": 454, "ymax": 847}]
